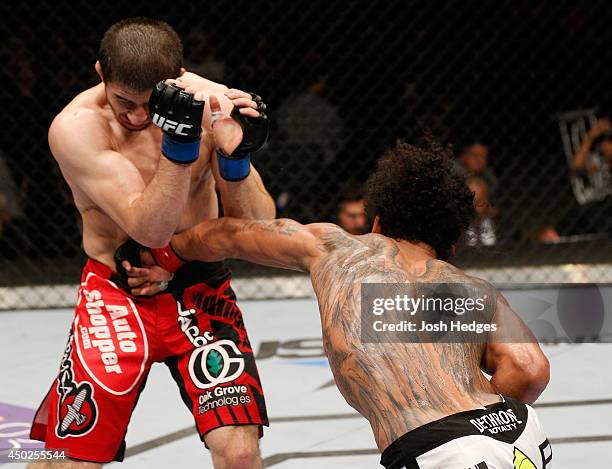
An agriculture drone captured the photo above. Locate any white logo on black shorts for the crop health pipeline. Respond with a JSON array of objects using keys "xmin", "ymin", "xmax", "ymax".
[{"xmin": 188, "ymin": 340, "xmax": 245, "ymax": 389}]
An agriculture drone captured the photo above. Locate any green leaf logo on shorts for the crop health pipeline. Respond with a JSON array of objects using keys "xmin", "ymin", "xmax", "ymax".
[
  {"xmin": 513, "ymin": 447, "xmax": 536, "ymax": 469},
  {"xmin": 189, "ymin": 339, "xmax": 246, "ymax": 389},
  {"xmin": 206, "ymin": 349, "xmax": 224, "ymax": 378}
]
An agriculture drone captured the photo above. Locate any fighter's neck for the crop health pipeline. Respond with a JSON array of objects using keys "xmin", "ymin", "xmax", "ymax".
[{"xmin": 394, "ymin": 238, "xmax": 437, "ymax": 262}]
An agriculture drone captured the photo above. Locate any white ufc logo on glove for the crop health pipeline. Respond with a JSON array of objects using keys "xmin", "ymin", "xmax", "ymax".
[{"xmin": 152, "ymin": 114, "xmax": 192, "ymax": 136}]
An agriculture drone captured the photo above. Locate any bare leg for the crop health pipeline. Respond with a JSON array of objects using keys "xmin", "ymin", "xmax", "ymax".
[
  {"xmin": 27, "ymin": 461, "xmax": 102, "ymax": 469},
  {"xmin": 205, "ymin": 425, "xmax": 262, "ymax": 469}
]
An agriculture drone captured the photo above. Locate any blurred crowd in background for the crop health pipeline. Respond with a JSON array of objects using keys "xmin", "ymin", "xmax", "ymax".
[{"xmin": 1, "ymin": 1, "xmax": 611, "ymax": 280}]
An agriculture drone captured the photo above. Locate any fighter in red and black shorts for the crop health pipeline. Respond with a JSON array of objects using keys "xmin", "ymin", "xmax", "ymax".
[{"xmin": 31, "ymin": 256, "xmax": 268, "ymax": 463}]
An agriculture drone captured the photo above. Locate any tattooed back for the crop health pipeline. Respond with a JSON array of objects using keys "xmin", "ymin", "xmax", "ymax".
[{"xmin": 310, "ymin": 229, "xmax": 502, "ymax": 451}]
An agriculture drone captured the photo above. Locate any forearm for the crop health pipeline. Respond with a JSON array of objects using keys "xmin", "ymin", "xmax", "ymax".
[
  {"xmin": 483, "ymin": 345, "xmax": 550, "ymax": 405},
  {"xmin": 482, "ymin": 343, "xmax": 550, "ymax": 404},
  {"xmin": 172, "ymin": 218, "xmax": 231, "ymax": 263},
  {"xmin": 484, "ymin": 295, "xmax": 550, "ymax": 404},
  {"xmin": 216, "ymin": 167, "xmax": 276, "ymax": 218},
  {"xmin": 571, "ymin": 137, "xmax": 593, "ymax": 171},
  {"xmin": 123, "ymin": 80, "xmax": 202, "ymax": 247},
  {"xmin": 172, "ymin": 218, "xmax": 319, "ymax": 271},
  {"xmin": 127, "ymin": 158, "xmax": 192, "ymax": 247}
]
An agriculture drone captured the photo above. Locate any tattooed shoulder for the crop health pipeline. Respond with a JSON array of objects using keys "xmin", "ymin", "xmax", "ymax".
[
  {"xmin": 318, "ymin": 228, "xmax": 393, "ymax": 256},
  {"xmin": 312, "ymin": 229, "xmax": 408, "ymax": 286},
  {"xmin": 241, "ymin": 219, "xmax": 302, "ymax": 236}
]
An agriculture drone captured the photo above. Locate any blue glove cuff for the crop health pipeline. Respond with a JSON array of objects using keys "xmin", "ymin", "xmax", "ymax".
[
  {"xmin": 216, "ymin": 149, "xmax": 251, "ymax": 181},
  {"xmin": 161, "ymin": 135, "xmax": 200, "ymax": 164}
]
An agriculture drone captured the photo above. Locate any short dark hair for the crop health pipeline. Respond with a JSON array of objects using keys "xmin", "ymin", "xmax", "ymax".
[
  {"xmin": 99, "ymin": 18, "xmax": 182, "ymax": 92},
  {"xmin": 365, "ymin": 140, "xmax": 474, "ymax": 260},
  {"xmin": 338, "ymin": 183, "xmax": 364, "ymax": 207}
]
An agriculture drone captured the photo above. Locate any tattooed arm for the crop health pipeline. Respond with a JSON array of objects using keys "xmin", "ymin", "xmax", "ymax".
[
  {"xmin": 170, "ymin": 218, "xmax": 338, "ymax": 272},
  {"xmin": 481, "ymin": 292, "xmax": 550, "ymax": 404}
]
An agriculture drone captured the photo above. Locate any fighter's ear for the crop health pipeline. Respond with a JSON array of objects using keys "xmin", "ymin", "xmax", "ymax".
[
  {"xmin": 371, "ymin": 215, "xmax": 382, "ymax": 234},
  {"xmin": 95, "ymin": 61, "xmax": 104, "ymax": 81}
]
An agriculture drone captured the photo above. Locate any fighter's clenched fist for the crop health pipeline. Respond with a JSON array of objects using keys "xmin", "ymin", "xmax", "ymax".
[
  {"xmin": 211, "ymin": 90, "xmax": 269, "ymax": 181},
  {"xmin": 149, "ymin": 82, "xmax": 204, "ymax": 164},
  {"xmin": 168, "ymin": 73, "xmax": 270, "ymax": 181}
]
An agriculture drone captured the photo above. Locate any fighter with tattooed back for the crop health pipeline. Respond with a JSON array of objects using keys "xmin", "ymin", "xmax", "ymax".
[{"xmin": 125, "ymin": 141, "xmax": 553, "ymax": 468}]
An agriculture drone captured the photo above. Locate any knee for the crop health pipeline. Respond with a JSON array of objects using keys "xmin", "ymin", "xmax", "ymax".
[
  {"xmin": 212, "ymin": 442, "xmax": 260, "ymax": 469},
  {"xmin": 227, "ymin": 447, "xmax": 260, "ymax": 469}
]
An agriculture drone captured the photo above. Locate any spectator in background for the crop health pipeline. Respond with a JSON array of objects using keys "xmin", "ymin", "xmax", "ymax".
[
  {"xmin": 465, "ymin": 177, "xmax": 497, "ymax": 247},
  {"xmin": 0, "ymin": 26, "xmax": 35, "ymax": 95},
  {"xmin": 454, "ymin": 142, "xmax": 498, "ymax": 197},
  {"xmin": 571, "ymin": 117, "xmax": 612, "ymax": 176},
  {"xmin": 0, "ymin": 150, "xmax": 27, "ymax": 258},
  {"xmin": 561, "ymin": 112, "xmax": 612, "ymax": 236},
  {"xmin": 0, "ymin": 150, "xmax": 24, "ymax": 223},
  {"xmin": 183, "ymin": 30, "xmax": 226, "ymax": 82},
  {"xmin": 269, "ymin": 56, "xmax": 345, "ymax": 222},
  {"xmin": 276, "ymin": 62, "xmax": 345, "ymax": 166},
  {"xmin": 48, "ymin": 31, "xmax": 98, "ymax": 105},
  {"xmin": 0, "ymin": 194, "xmax": 10, "ymax": 235},
  {"xmin": 336, "ymin": 186, "xmax": 368, "ymax": 235}
]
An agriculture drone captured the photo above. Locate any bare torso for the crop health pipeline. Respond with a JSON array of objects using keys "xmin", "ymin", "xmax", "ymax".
[
  {"xmin": 310, "ymin": 231, "xmax": 500, "ymax": 451},
  {"xmin": 54, "ymin": 83, "xmax": 222, "ymax": 268}
]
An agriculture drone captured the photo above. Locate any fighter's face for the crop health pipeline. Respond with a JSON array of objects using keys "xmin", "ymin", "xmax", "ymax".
[{"xmin": 105, "ymin": 82, "xmax": 152, "ymax": 131}]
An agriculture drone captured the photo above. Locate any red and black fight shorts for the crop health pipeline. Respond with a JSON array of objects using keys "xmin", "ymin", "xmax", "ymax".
[{"xmin": 30, "ymin": 259, "xmax": 268, "ymax": 463}]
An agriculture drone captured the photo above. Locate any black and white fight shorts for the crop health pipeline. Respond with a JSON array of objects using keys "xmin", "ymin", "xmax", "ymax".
[{"xmin": 381, "ymin": 396, "xmax": 552, "ymax": 469}]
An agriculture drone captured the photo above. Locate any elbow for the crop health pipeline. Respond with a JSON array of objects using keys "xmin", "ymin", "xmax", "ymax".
[
  {"xmin": 221, "ymin": 218, "xmax": 242, "ymax": 258},
  {"xmin": 133, "ymin": 234, "xmax": 173, "ymax": 249},
  {"xmin": 144, "ymin": 238, "xmax": 173, "ymax": 249},
  {"xmin": 510, "ymin": 353, "xmax": 550, "ymax": 404},
  {"xmin": 128, "ymin": 226, "xmax": 175, "ymax": 249},
  {"xmin": 522, "ymin": 354, "xmax": 550, "ymax": 400},
  {"xmin": 492, "ymin": 349, "xmax": 550, "ymax": 404},
  {"xmin": 264, "ymin": 197, "xmax": 276, "ymax": 219}
]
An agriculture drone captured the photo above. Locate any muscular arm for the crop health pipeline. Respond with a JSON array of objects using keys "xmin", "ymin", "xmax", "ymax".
[
  {"xmin": 571, "ymin": 131, "xmax": 595, "ymax": 172},
  {"xmin": 174, "ymin": 71, "xmax": 276, "ymax": 219},
  {"xmin": 213, "ymin": 163, "xmax": 276, "ymax": 218},
  {"xmin": 481, "ymin": 293, "xmax": 550, "ymax": 404},
  {"xmin": 571, "ymin": 118, "xmax": 611, "ymax": 172},
  {"xmin": 171, "ymin": 218, "xmax": 333, "ymax": 271},
  {"xmin": 50, "ymin": 110, "xmax": 191, "ymax": 247}
]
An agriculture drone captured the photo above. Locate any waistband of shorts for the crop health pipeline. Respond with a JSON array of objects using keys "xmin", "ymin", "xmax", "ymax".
[
  {"xmin": 84, "ymin": 258, "xmax": 115, "ymax": 279},
  {"xmin": 83, "ymin": 258, "xmax": 232, "ymax": 293},
  {"xmin": 170, "ymin": 259, "xmax": 231, "ymax": 291},
  {"xmin": 380, "ymin": 396, "xmax": 527, "ymax": 468}
]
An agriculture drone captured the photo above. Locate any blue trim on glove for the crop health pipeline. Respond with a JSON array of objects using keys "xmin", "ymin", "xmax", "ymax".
[
  {"xmin": 161, "ymin": 135, "xmax": 200, "ymax": 164},
  {"xmin": 217, "ymin": 149, "xmax": 251, "ymax": 181}
]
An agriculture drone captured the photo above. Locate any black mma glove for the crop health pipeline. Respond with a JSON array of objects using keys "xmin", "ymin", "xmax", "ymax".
[
  {"xmin": 149, "ymin": 82, "xmax": 204, "ymax": 164},
  {"xmin": 113, "ymin": 239, "xmax": 145, "ymax": 291},
  {"xmin": 217, "ymin": 93, "xmax": 269, "ymax": 181},
  {"xmin": 114, "ymin": 239, "xmax": 184, "ymax": 293}
]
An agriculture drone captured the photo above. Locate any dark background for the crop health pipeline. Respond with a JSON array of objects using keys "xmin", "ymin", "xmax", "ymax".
[{"xmin": 1, "ymin": 0, "xmax": 611, "ymax": 286}]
